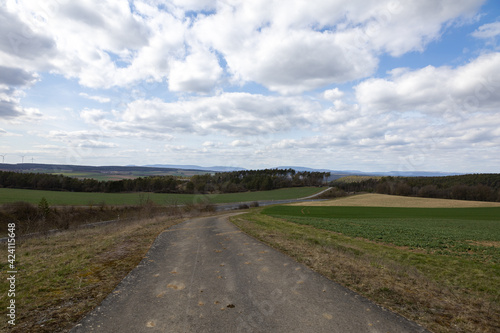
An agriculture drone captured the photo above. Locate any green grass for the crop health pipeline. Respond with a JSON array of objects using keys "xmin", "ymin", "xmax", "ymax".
[
  {"xmin": 0, "ymin": 187, "xmax": 326, "ymax": 206},
  {"xmin": 262, "ymin": 206, "xmax": 500, "ymax": 262}
]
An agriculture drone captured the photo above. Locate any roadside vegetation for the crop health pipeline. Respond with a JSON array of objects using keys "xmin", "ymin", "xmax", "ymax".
[
  {"xmin": 231, "ymin": 200, "xmax": 500, "ymax": 333},
  {"xmin": 0, "ymin": 213, "xmax": 186, "ymax": 332},
  {"xmin": 0, "ymin": 196, "xmax": 192, "ymax": 237}
]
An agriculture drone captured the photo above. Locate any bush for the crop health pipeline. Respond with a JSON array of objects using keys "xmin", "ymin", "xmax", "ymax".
[{"xmin": 317, "ymin": 187, "xmax": 347, "ymax": 199}]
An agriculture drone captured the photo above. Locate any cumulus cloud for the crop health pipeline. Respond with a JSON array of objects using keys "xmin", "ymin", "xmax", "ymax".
[
  {"xmin": 355, "ymin": 0, "xmax": 483, "ymax": 56},
  {"xmin": 230, "ymin": 140, "xmax": 252, "ymax": 147},
  {"xmin": 471, "ymin": 21, "xmax": 500, "ymax": 39},
  {"xmin": 3, "ymin": 0, "xmax": 485, "ymax": 93},
  {"xmin": 0, "ymin": 7, "xmax": 56, "ymax": 69},
  {"xmin": 78, "ymin": 140, "xmax": 118, "ymax": 149},
  {"xmin": 0, "ymin": 66, "xmax": 41, "ymax": 120},
  {"xmin": 117, "ymin": 93, "xmax": 321, "ymax": 136},
  {"xmin": 0, "ymin": 66, "xmax": 39, "ymax": 86},
  {"xmin": 2, "ymin": 0, "xmax": 498, "ymax": 172},
  {"xmin": 190, "ymin": 0, "xmax": 483, "ymax": 93},
  {"xmin": 168, "ymin": 47, "xmax": 223, "ymax": 93},
  {"xmin": 355, "ymin": 52, "xmax": 500, "ymax": 114},
  {"xmin": 79, "ymin": 93, "xmax": 110, "ymax": 103},
  {"xmin": 323, "ymin": 88, "xmax": 345, "ymax": 102}
]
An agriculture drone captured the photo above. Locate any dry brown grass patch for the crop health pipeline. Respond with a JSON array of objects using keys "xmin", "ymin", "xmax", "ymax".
[{"xmin": 0, "ymin": 215, "xmax": 185, "ymax": 333}]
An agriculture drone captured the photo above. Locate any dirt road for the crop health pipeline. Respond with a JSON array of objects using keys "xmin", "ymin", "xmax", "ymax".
[{"xmin": 71, "ymin": 214, "xmax": 428, "ymax": 332}]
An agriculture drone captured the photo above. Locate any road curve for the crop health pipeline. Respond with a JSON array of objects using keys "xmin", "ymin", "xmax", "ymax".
[
  {"xmin": 71, "ymin": 213, "xmax": 429, "ymax": 333},
  {"xmin": 215, "ymin": 187, "xmax": 332, "ymax": 211}
]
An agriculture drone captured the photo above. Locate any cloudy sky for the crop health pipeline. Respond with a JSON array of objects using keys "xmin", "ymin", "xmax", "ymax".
[{"xmin": 1, "ymin": 0, "xmax": 500, "ymax": 172}]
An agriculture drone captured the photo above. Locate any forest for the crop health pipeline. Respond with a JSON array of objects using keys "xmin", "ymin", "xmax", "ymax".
[
  {"xmin": 332, "ymin": 174, "xmax": 500, "ymax": 202},
  {"xmin": 0, "ymin": 169, "xmax": 330, "ymax": 194}
]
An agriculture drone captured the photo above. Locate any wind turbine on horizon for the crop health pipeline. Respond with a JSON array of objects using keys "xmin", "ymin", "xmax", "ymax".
[
  {"xmin": 20, "ymin": 155, "xmax": 25, "ymax": 163},
  {"xmin": 0, "ymin": 154, "xmax": 5, "ymax": 163}
]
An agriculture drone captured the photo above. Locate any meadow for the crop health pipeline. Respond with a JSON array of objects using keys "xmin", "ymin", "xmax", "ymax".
[
  {"xmin": 262, "ymin": 205, "xmax": 500, "ymax": 261},
  {"xmin": 231, "ymin": 197, "xmax": 500, "ymax": 332},
  {"xmin": 0, "ymin": 187, "xmax": 325, "ymax": 206}
]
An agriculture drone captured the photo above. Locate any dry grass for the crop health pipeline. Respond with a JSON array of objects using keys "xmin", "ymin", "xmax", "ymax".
[
  {"xmin": 290, "ymin": 193, "xmax": 500, "ymax": 208},
  {"xmin": 231, "ymin": 209, "xmax": 500, "ymax": 333},
  {"xmin": 0, "ymin": 215, "xmax": 185, "ymax": 332}
]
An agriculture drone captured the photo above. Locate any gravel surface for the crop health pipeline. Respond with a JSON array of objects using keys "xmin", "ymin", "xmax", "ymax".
[{"xmin": 71, "ymin": 213, "xmax": 429, "ymax": 333}]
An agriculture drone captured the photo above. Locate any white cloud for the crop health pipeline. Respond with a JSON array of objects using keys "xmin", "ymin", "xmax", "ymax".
[
  {"xmin": 2, "ymin": 0, "xmax": 499, "ymax": 172},
  {"xmin": 46, "ymin": 130, "xmax": 109, "ymax": 142},
  {"xmin": 168, "ymin": 46, "xmax": 223, "ymax": 93},
  {"xmin": 230, "ymin": 28, "xmax": 377, "ymax": 94},
  {"xmin": 230, "ymin": 140, "xmax": 252, "ymax": 147},
  {"xmin": 355, "ymin": 52, "xmax": 500, "ymax": 115},
  {"xmin": 78, "ymin": 140, "xmax": 118, "ymax": 149},
  {"xmin": 80, "ymin": 108, "xmax": 107, "ymax": 124},
  {"xmin": 0, "ymin": 66, "xmax": 41, "ymax": 120},
  {"xmin": 79, "ymin": 93, "xmax": 110, "ymax": 103},
  {"xmin": 323, "ymin": 88, "xmax": 344, "ymax": 102},
  {"xmin": 1, "ymin": 0, "xmax": 487, "ymax": 94},
  {"xmin": 0, "ymin": 7, "xmax": 57, "ymax": 71},
  {"xmin": 356, "ymin": 0, "xmax": 484, "ymax": 56},
  {"xmin": 117, "ymin": 93, "xmax": 320, "ymax": 136},
  {"xmin": 471, "ymin": 21, "xmax": 500, "ymax": 39},
  {"xmin": 191, "ymin": 0, "xmax": 484, "ymax": 93}
]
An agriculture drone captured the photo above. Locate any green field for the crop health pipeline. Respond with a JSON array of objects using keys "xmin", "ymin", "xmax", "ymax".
[
  {"xmin": 263, "ymin": 205, "xmax": 500, "ymax": 261},
  {"xmin": 233, "ymin": 204, "xmax": 500, "ymax": 331},
  {"xmin": 0, "ymin": 187, "xmax": 326, "ymax": 206}
]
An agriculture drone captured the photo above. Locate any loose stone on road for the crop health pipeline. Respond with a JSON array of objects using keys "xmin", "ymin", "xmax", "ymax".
[{"xmin": 72, "ymin": 213, "xmax": 429, "ymax": 332}]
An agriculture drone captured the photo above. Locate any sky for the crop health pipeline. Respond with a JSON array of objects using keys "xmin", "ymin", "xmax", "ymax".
[{"xmin": 1, "ymin": 0, "xmax": 500, "ymax": 173}]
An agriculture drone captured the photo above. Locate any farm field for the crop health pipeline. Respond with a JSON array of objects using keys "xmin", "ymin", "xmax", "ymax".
[
  {"xmin": 333, "ymin": 175, "xmax": 382, "ymax": 183},
  {"xmin": 0, "ymin": 187, "xmax": 326, "ymax": 206},
  {"xmin": 289, "ymin": 192, "xmax": 500, "ymax": 207},
  {"xmin": 262, "ymin": 205, "xmax": 500, "ymax": 261},
  {"xmin": 231, "ymin": 196, "xmax": 500, "ymax": 332}
]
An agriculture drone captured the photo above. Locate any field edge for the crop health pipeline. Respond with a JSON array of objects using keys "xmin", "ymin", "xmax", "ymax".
[{"xmin": 230, "ymin": 208, "xmax": 500, "ymax": 333}]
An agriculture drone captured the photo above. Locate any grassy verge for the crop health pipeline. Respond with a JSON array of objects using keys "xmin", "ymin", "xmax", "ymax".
[
  {"xmin": 231, "ymin": 208, "xmax": 500, "ymax": 333},
  {"xmin": 0, "ymin": 215, "xmax": 185, "ymax": 332},
  {"xmin": 0, "ymin": 187, "xmax": 326, "ymax": 206}
]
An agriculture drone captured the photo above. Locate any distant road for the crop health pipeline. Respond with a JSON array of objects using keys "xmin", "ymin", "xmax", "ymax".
[
  {"xmin": 215, "ymin": 187, "xmax": 332, "ymax": 211},
  {"xmin": 71, "ymin": 213, "xmax": 428, "ymax": 332}
]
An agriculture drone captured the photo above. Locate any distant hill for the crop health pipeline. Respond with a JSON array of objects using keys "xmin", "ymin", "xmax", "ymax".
[
  {"xmin": 145, "ymin": 164, "xmax": 246, "ymax": 172},
  {"xmin": 277, "ymin": 166, "xmax": 462, "ymax": 178},
  {"xmin": 0, "ymin": 163, "xmax": 462, "ymax": 178},
  {"xmin": 0, "ymin": 163, "xmax": 195, "ymax": 172}
]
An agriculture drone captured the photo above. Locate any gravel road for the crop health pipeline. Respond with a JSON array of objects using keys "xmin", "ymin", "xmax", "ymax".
[{"xmin": 71, "ymin": 213, "xmax": 429, "ymax": 333}]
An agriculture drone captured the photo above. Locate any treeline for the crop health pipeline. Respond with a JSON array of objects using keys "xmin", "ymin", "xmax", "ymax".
[
  {"xmin": 0, "ymin": 169, "xmax": 330, "ymax": 194},
  {"xmin": 189, "ymin": 169, "xmax": 329, "ymax": 193},
  {"xmin": 332, "ymin": 174, "xmax": 500, "ymax": 202}
]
